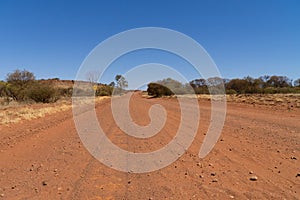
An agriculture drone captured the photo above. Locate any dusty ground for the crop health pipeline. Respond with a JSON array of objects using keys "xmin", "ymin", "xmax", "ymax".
[{"xmin": 0, "ymin": 93, "xmax": 300, "ymax": 199}]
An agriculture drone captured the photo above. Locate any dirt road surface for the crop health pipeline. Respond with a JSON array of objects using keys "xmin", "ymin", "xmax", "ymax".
[{"xmin": 1, "ymin": 93, "xmax": 300, "ymax": 199}]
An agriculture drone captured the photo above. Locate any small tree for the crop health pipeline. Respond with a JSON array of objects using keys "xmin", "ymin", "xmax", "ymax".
[
  {"xmin": 0, "ymin": 81, "xmax": 7, "ymax": 97},
  {"xmin": 95, "ymin": 85, "xmax": 113, "ymax": 96},
  {"xmin": 7, "ymin": 69, "xmax": 35, "ymax": 86},
  {"xmin": 147, "ymin": 83, "xmax": 174, "ymax": 97},
  {"xmin": 6, "ymin": 69, "xmax": 36, "ymax": 101},
  {"xmin": 27, "ymin": 82, "xmax": 59, "ymax": 103},
  {"xmin": 86, "ymin": 71, "xmax": 100, "ymax": 84},
  {"xmin": 109, "ymin": 81, "xmax": 115, "ymax": 87},
  {"xmin": 294, "ymin": 78, "xmax": 300, "ymax": 87},
  {"xmin": 114, "ymin": 75, "xmax": 128, "ymax": 94}
]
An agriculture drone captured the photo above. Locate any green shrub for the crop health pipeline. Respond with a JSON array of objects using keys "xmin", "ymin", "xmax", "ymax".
[
  {"xmin": 226, "ymin": 89, "xmax": 237, "ymax": 94},
  {"xmin": 6, "ymin": 83, "xmax": 27, "ymax": 101},
  {"xmin": 58, "ymin": 87, "xmax": 73, "ymax": 97},
  {"xmin": 147, "ymin": 83, "xmax": 174, "ymax": 97},
  {"xmin": 96, "ymin": 85, "xmax": 113, "ymax": 96},
  {"xmin": 0, "ymin": 81, "xmax": 8, "ymax": 97},
  {"xmin": 263, "ymin": 87, "xmax": 277, "ymax": 94},
  {"xmin": 27, "ymin": 83, "xmax": 59, "ymax": 103},
  {"xmin": 5, "ymin": 69, "xmax": 36, "ymax": 101}
]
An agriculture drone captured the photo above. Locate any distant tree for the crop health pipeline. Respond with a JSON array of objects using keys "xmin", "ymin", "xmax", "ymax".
[
  {"xmin": 27, "ymin": 82, "xmax": 58, "ymax": 103},
  {"xmin": 0, "ymin": 81, "xmax": 8, "ymax": 97},
  {"xmin": 5, "ymin": 69, "xmax": 59, "ymax": 102},
  {"xmin": 6, "ymin": 69, "xmax": 35, "ymax": 86},
  {"xmin": 95, "ymin": 85, "xmax": 113, "ymax": 96},
  {"xmin": 115, "ymin": 75, "xmax": 128, "ymax": 89},
  {"xmin": 6, "ymin": 69, "xmax": 36, "ymax": 101},
  {"xmin": 86, "ymin": 71, "xmax": 100, "ymax": 84},
  {"xmin": 109, "ymin": 81, "xmax": 115, "ymax": 87},
  {"xmin": 190, "ymin": 78, "xmax": 206, "ymax": 88},
  {"xmin": 266, "ymin": 76, "xmax": 291, "ymax": 88},
  {"xmin": 206, "ymin": 77, "xmax": 224, "ymax": 87},
  {"xmin": 114, "ymin": 75, "xmax": 128, "ymax": 95},
  {"xmin": 147, "ymin": 82, "xmax": 174, "ymax": 97},
  {"xmin": 242, "ymin": 76, "xmax": 264, "ymax": 93},
  {"xmin": 253, "ymin": 78, "xmax": 264, "ymax": 89},
  {"xmin": 156, "ymin": 78, "xmax": 192, "ymax": 94},
  {"xmin": 206, "ymin": 77, "xmax": 225, "ymax": 94},
  {"xmin": 294, "ymin": 78, "xmax": 300, "ymax": 87},
  {"xmin": 223, "ymin": 78, "xmax": 230, "ymax": 87},
  {"xmin": 226, "ymin": 79, "xmax": 249, "ymax": 94},
  {"xmin": 189, "ymin": 78, "xmax": 208, "ymax": 94}
]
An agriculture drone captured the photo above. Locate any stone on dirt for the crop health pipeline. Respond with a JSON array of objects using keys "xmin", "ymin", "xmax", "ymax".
[{"xmin": 249, "ymin": 176, "xmax": 258, "ymax": 181}]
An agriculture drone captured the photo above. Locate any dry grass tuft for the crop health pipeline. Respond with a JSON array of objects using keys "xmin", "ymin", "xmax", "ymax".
[
  {"xmin": 0, "ymin": 96, "xmax": 109, "ymax": 125},
  {"xmin": 0, "ymin": 103, "xmax": 71, "ymax": 125}
]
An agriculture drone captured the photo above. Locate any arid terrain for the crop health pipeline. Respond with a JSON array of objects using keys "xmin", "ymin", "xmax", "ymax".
[{"xmin": 0, "ymin": 93, "xmax": 300, "ymax": 199}]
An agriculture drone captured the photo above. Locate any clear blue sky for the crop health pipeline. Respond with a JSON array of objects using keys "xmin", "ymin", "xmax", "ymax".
[{"xmin": 0, "ymin": 0, "xmax": 299, "ymax": 84}]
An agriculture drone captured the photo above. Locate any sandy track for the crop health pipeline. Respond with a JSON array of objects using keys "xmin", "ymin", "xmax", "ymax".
[{"xmin": 0, "ymin": 93, "xmax": 300, "ymax": 199}]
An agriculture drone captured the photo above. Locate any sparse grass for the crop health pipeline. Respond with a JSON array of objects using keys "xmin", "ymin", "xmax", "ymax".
[
  {"xmin": 0, "ymin": 101, "xmax": 71, "ymax": 125},
  {"xmin": 0, "ymin": 96, "xmax": 109, "ymax": 125},
  {"xmin": 224, "ymin": 94, "xmax": 300, "ymax": 108},
  {"xmin": 180, "ymin": 93, "xmax": 300, "ymax": 108}
]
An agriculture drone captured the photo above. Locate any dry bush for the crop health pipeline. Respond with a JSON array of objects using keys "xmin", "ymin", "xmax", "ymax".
[{"xmin": 27, "ymin": 83, "xmax": 59, "ymax": 103}]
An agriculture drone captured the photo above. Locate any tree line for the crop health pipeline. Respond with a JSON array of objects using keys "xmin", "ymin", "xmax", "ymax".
[
  {"xmin": 0, "ymin": 69, "xmax": 63, "ymax": 103},
  {"xmin": 0, "ymin": 69, "xmax": 128, "ymax": 104},
  {"xmin": 148, "ymin": 76, "xmax": 300, "ymax": 97},
  {"xmin": 190, "ymin": 75, "xmax": 300, "ymax": 94},
  {"xmin": 1, "ymin": 69, "xmax": 299, "ymax": 104}
]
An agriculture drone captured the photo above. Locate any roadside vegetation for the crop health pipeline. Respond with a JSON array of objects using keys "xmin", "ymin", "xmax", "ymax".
[
  {"xmin": 1, "ymin": 69, "xmax": 300, "ymax": 105},
  {"xmin": 147, "ymin": 76, "xmax": 300, "ymax": 97},
  {"xmin": 0, "ymin": 69, "xmax": 117, "ymax": 106},
  {"xmin": 0, "ymin": 69, "xmax": 59, "ymax": 104}
]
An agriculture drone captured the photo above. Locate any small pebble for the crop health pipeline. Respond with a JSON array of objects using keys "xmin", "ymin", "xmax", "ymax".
[
  {"xmin": 42, "ymin": 181, "xmax": 48, "ymax": 186},
  {"xmin": 0, "ymin": 194, "xmax": 4, "ymax": 197},
  {"xmin": 296, "ymin": 173, "xmax": 300, "ymax": 177},
  {"xmin": 212, "ymin": 179, "xmax": 218, "ymax": 182},
  {"xmin": 291, "ymin": 156, "xmax": 297, "ymax": 160},
  {"xmin": 249, "ymin": 171, "xmax": 253, "ymax": 174},
  {"xmin": 211, "ymin": 172, "xmax": 216, "ymax": 176},
  {"xmin": 250, "ymin": 176, "xmax": 258, "ymax": 181}
]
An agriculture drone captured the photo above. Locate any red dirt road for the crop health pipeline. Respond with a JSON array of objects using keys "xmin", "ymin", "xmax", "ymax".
[{"xmin": 1, "ymin": 93, "xmax": 300, "ymax": 199}]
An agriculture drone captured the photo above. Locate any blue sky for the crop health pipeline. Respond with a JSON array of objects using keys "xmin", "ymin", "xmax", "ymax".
[{"xmin": 0, "ymin": 0, "xmax": 299, "ymax": 84}]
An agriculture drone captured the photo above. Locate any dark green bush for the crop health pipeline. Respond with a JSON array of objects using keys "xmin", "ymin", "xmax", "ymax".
[
  {"xmin": 96, "ymin": 85, "xmax": 113, "ymax": 96},
  {"xmin": 27, "ymin": 83, "xmax": 59, "ymax": 103},
  {"xmin": 226, "ymin": 89, "xmax": 237, "ymax": 95},
  {"xmin": 58, "ymin": 87, "xmax": 73, "ymax": 97},
  {"xmin": 147, "ymin": 83, "xmax": 174, "ymax": 97},
  {"xmin": 263, "ymin": 87, "xmax": 277, "ymax": 94},
  {"xmin": 6, "ymin": 83, "xmax": 28, "ymax": 101},
  {"xmin": 0, "ymin": 81, "xmax": 8, "ymax": 97}
]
